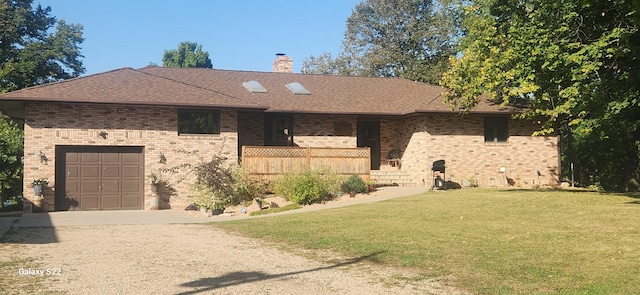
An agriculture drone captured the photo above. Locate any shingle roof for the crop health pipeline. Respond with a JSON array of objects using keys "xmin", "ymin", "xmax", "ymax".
[
  {"xmin": 0, "ymin": 66, "xmax": 521, "ymax": 115},
  {"xmin": 0, "ymin": 68, "xmax": 267, "ymax": 110}
]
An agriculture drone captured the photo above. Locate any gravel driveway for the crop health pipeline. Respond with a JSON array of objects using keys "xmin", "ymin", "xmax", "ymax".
[
  {"xmin": 2, "ymin": 223, "xmax": 464, "ymax": 295},
  {"xmin": 1, "ymin": 188, "xmax": 468, "ymax": 294}
]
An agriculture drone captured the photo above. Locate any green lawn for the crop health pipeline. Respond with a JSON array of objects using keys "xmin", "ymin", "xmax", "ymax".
[{"xmin": 213, "ymin": 189, "xmax": 640, "ymax": 294}]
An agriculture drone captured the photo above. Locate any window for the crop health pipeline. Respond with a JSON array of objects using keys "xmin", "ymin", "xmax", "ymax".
[
  {"xmin": 285, "ymin": 82, "xmax": 311, "ymax": 95},
  {"xmin": 264, "ymin": 114, "xmax": 293, "ymax": 146},
  {"xmin": 242, "ymin": 81, "xmax": 268, "ymax": 93},
  {"xmin": 178, "ymin": 109, "xmax": 220, "ymax": 135},
  {"xmin": 484, "ymin": 117, "xmax": 509, "ymax": 142}
]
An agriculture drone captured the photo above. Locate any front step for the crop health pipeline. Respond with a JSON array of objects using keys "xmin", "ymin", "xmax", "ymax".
[{"xmin": 370, "ymin": 170, "xmax": 416, "ymax": 187}]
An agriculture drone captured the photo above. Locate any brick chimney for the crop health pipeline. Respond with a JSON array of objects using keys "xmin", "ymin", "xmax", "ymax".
[{"xmin": 273, "ymin": 53, "xmax": 293, "ymax": 73}]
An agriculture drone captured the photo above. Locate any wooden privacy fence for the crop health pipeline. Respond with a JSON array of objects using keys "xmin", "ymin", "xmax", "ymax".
[{"xmin": 241, "ymin": 146, "xmax": 370, "ymax": 180}]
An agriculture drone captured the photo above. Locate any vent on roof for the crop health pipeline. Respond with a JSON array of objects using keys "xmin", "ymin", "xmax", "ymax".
[
  {"xmin": 243, "ymin": 81, "xmax": 268, "ymax": 93},
  {"xmin": 285, "ymin": 82, "xmax": 311, "ymax": 95}
]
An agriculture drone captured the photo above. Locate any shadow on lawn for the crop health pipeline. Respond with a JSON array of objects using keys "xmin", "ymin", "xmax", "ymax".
[
  {"xmin": 175, "ymin": 251, "xmax": 386, "ymax": 295},
  {"xmin": 621, "ymin": 192, "xmax": 640, "ymax": 204}
]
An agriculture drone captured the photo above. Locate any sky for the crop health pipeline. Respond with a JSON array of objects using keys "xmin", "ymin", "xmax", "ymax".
[{"xmin": 36, "ymin": 1, "xmax": 361, "ymax": 76}]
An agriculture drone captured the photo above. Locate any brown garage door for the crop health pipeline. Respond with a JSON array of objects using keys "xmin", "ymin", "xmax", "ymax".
[{"xmin": 55, "ymin": 146, "xmax": 144, "ymax": 210}]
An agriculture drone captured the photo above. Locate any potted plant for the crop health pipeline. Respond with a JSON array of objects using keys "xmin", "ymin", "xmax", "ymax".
[
  {"xmin": 147, "ymin": 172, "xmax": 162, "ymax": 210},
  {"xmin": 386, "ymin": 149, "xmax": 401, "ymax": 168},
  {"xmin": 30, "ymin": 178, "xmax": 49, "ymax": 196},
  {"xmin": 366, "ymin": 179, "xmax": 376, "ymax": 192}
]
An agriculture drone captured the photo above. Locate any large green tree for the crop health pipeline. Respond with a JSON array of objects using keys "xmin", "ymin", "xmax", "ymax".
[
  {"xmin": 0, "ymin": 118, "xmax": 23, "ymax": 207},
  {"xmin": 0, "ymin": 0, "xmax": 85, "ymax": 93},
  {"xmin": 441, "ymin": 0, "xmax": 640, "ymax": 191},
  {"xmin": 303, "ymin": 0, "xmax": 460, "ymax": 84},
  {"xmin": 162, "ymin": 41, "xmax": 212, "ymax": 68},
  {"xmin": 0, "ymin": 0, "xmax": 84, "ymax": 205}
]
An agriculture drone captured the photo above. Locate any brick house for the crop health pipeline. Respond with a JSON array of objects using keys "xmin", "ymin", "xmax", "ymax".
[{"xmin": 0, "ymin": 56, "xmax": 559, "ymax": 212}]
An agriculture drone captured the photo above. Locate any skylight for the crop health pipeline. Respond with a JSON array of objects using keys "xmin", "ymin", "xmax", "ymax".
[
  {"xmin": 243, "ymin": 81, "xmax": 268, "ymax": 93},
  {"xmin": 285, "ymin": 82, "xmax": 311, "ymax": 95}
]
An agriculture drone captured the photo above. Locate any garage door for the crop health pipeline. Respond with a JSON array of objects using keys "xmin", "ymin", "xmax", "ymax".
[{"xmin": 55, "ymin": 146, "xmax": 144, "ymax": 210}]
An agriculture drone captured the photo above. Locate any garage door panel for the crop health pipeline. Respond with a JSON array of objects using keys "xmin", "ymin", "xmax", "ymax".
[
  {"xmin": 101, "ymin": 153, "xmax": 120, "ymax": 163},
  {"xmin": 81, "ymin": 166, "xmax": 100, "ymax": 178},
  {"xmin": 122, "ymin": 153, "xmax": 141, "ymax": 162},
  {"xmin": 102, "ymin": 165, "xmax": 121, "ymax": 178},
  {"xmin": 66, "ymin": 180, "xmax": 79, "ymax": 193},
  {"xmin": 121, "ymin": 195, "xmax": 140, "ymax": 209},
  {"xmin": 101, "ymin": 180, "xmax": 120, "ymax": 193},
  {"xmin": 66, "ymin": 152, "xmax": 79, "ymax": 163},
  {"xmin": 123, "ymin": 165, "xmax": 140, "ymax": 177},
  {"xmin": 66, "ymin": 165, "xmax": 79, "ymax": 178},
  {"xmin": 80, "ymin": 196, "xmax": 99, "ymax": 209},
  {"xmin": 81, "ymin": 153, "xmax": 100, "ymax": 163},
  {"xmin": 122, "ymin": 180, "xmax": 140, "ymax": 193},
  {"xmin": 101, "ymin": 195, "xmax": 121, "ymax": 209},
  {"xmin": 81, "ymin": 180, "xmax": 100, "ymax": 193}
]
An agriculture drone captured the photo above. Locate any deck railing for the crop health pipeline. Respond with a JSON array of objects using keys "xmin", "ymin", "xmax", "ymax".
[{"xmin": 241, "ymin": 146, "xmax": 370, "ymax": 180}]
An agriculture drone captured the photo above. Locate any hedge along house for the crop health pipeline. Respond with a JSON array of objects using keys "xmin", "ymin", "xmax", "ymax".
[{"xmin": 0, "ymin": 55, "xmax": 559, "ymax": 212}]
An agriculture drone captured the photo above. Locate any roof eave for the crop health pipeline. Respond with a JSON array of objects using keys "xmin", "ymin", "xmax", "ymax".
[{"xmin": 0, "ymin": 97, "xmax": 269, "ymax": 111}]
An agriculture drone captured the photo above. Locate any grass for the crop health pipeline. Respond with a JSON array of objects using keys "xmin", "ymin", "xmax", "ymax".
[
  {"xmin": 212, "ymin": 189, "xmax": 640, "ymax": 294},
  {"xmin": 249, "ymin": 203, "xmax": 302, "ymax": 216}
]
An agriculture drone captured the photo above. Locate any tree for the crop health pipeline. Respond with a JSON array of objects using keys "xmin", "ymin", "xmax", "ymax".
[
  {"xmin": 441, "ymin": 0, "xmax": 640, "ymax": 191},
  {"xmin": 0, "ymin": 118, "xmax": 23, "ymax": 207},
  {"xmin": 301, "ymin": 52, "xmax": 347, "ymax": 75},
  {"xmin": 302, "ymin": 0, "xmax": 460, "ymax": 84},
  {"xmin": 162, "ymin": 41, "xmax": 212, "ymax": 68},
  {"xmin": 0, "ymin": 1, "xmax": 85, "ymax": 93}
]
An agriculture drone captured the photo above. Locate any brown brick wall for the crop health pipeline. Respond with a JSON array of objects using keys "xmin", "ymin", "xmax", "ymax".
[{"xmin": 23, "ymin": 103, "xmax": 238, "ymax": 211}]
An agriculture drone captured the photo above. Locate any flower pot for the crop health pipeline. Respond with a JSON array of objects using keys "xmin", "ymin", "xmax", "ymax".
[
  {"xmin": 149, "ymin": 196, "xmax": 160, "ymax": 210},
  {"xmin": 32, "ymin": 198, "xmax": 44, "ymax": 213},
  {"xmin": 33, "ymin": 185, "xmax": 43, "ymax": 196},
  {"xmin": 150, "ymin": 184, "xmax": 159, "ymax": 195}
]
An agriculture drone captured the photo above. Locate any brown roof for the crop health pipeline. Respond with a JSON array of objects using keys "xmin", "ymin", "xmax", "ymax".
[{"xmin": 0, "ymin": 66, "xmax": 521, "ymax": 115}]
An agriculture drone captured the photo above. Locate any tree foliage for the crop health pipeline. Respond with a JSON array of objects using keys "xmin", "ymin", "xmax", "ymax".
[
  {"xmin": 0, "ymin": 0, "xmax": 85, "ymax": 93},
  {"xmin": 302, "ymin": 0, "xmax": 460, "ymax": 84},
  {"xmin": 162, "ymin": 41, "xmax": 212, "ymax": 68},
  {"xmin": 441, "ymin": 0, "xmax": 640, "ymax": 191},
  {"xmin": 0, "ymin": 119, "xmax": 23, "ymax": 205}
]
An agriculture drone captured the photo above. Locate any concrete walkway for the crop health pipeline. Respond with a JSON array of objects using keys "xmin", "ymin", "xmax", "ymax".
[{"xmin": 0, "ymin": 186, "xmax": 430, "ymax": 237}]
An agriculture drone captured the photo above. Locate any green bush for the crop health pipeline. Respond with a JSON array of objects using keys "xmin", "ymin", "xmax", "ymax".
[
  {"xmin": 341, "ymin": 175, "xmax": 368, "ymax": 196},
  {"xmin": 1, "ymin": 195, "xmax": 23, "ymax": 212},
  {"xmin": 271, "ymin": 168, "xmax": 343, "ymax": 205},
  {"xmin": 231, "ymin": 167, "xmax": 267, "ymax": 206}
]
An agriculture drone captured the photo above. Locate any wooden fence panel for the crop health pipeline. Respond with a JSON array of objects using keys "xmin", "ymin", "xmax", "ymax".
[{"xmin": 242, "ymin": 146, "xmax": 370, "ymax": 181}]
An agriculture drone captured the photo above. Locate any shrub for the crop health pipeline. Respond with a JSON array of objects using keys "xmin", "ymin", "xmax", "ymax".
[
  {"xmin": 188, "ymin": 183, "xmax": 217, "ymax": 210},
  {"xmin": 189, "ymin": 156, "xmax": 234, "ymax": 210},
  {"xmin": 231, "ymin": 167, "xmax": 267, "ymax": 206},
  {"xmin": 271, "ymin": 168, "xmax": 342, "ymax": 205},
  {"xmin": 291, "ymin": 175, "xmax": 324, "ymax": 205},
  {"xmin": 0, "ymin": 195, "xmax": 23, "ymax": 212},
  {"xmin": 341, "ymin": 175, "xmax": 368, "ymax": 196},
  {"xmin": 188, "ymin": 157, "xmax": 268, "ymax": 210}
]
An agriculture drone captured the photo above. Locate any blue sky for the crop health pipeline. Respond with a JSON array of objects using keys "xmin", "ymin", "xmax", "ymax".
[{"xmin": 36, "ymin": 1, "xmax": 361, "ymax": 75}]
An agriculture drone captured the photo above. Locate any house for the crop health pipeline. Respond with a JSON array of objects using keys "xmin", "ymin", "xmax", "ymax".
[{"xmin": 0, "ymin": 55, "xmax": 559, "ymax": 212}]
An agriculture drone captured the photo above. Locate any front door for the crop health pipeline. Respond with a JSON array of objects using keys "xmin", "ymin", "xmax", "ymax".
[{"xmin": 357, "ymin": 121, "xmax": 381, "ymax": 170}]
